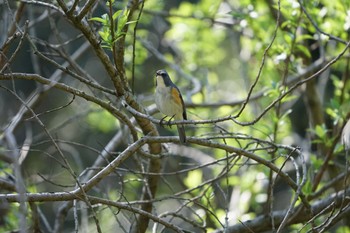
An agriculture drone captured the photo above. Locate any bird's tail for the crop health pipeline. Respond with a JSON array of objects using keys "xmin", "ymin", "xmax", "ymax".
[{"xmin": 177, "ymin": 124, "xmax": 186, "ymax": 144}]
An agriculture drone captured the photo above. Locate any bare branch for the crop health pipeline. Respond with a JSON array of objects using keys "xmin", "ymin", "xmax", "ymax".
[{"xmin": 213, "ymin": 188, "xmax": 350, "ymax": 233}]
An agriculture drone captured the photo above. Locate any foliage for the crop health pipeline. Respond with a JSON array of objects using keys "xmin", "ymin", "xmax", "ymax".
[{"xmin": 90, "ymin": 0, "xmax": 136, "ymax": 50}]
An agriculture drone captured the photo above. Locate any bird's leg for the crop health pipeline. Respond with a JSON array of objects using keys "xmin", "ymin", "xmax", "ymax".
[
  {"xmin": 167, "ymin": 114, "xmax": 176, "ymax": 128},
  {"xmin": 159, "ymin": 115, "xmax": 168, "ymax": 128}
]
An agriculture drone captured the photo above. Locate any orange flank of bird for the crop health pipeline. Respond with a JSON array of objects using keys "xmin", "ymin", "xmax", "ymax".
[{"xmin": 171, "ymin": 87, "xmax": 182, "ymax": 107}]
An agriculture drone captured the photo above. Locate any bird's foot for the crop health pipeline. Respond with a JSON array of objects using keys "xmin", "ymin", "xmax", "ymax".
[
  {"xmin": 167, "ymin": 115, "xmax": 175, "ymax": 128},
  {"xmin": 159, "ymin": 115, "xmax": 168, "ymax": 128},
  {"xmin": 159, "ymin": 115, "xmax": 175, "ymax": 128}
]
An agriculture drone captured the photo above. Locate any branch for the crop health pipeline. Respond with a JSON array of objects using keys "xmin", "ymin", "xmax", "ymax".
[
  {"xmin": 0, "ymin": 135, "xmax": 315, "ymax": 232},
  {"xmin": 297, "ymin": 0, "xmax": 347, "ymax": 44},
  {"xmin": 76, "ymin": 0, "xmax": 98, "ymax": 20},
  {"xmin": 213, "ymin": 188, "xmax": 350, "ymax": 233},
  {"xmin": 0, "ymin": 2, "xmax": 26, "ymax": 69},
  {"xmin": 232, "ymin": 40, "xmax": 350, "ymax": 126},
  {"xmin": 88, "ymin": 195, "xmax": 184, "ymax": 233},
  {"xmin": 61, "ymin": 10, "xmax": 125, "ymax": 96},
  {"xmin": 0, "ymin": 72, "xmax": 139, "ymax": 141},
  {"xmin": 19, "ymin": 0, "xmax": 64, "ymax": 13},
  {"xmin": 0, "ymin": 137, "xmax": 146, "ymax": 203},
  {"xmin": 234, "ymin": 0, "xmax": 281, "ymax": 118},
  {"xmin": 0, "ymin": 136, "xmax": 307, "ymax": 206}
]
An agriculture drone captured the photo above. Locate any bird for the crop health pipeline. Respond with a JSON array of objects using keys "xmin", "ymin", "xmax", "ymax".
[{"xmin": 154, "ymin": 69, "xmax": 187, "ymax": 144}]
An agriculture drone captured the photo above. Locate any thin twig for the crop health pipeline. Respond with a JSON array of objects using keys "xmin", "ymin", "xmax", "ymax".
[{"xmin": 131, "ymin": 0, "xmax": 145, "ymax": 94}]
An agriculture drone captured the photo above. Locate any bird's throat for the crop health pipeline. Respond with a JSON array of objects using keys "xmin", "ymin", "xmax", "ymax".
[{"xmin": 156, "ymin": 75, "xmax": 167, "ymax": 88}]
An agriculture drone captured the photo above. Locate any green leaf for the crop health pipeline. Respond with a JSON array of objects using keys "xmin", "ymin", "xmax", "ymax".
[
  {"xmin": 98, "ymin": 31, "xmax": 110, "ymax": 42},
  {"xmin": 126, "ymin": 20, "xmax": 138, "ymax": 25},
  {"xmin": 302, "ymin": 177, "xmax": 312, "ymax": 195},
  {"xmin": 302, "ymin": 167, "xmax": 316, "ymax": 195},
  {"xmin": 116, "ymin": 9, "xmax": 130, "ymax": 33},
  {"xmin": 296, "ymin": 34, "xmax": 314, "ymax": 43},
  {"xmin": 310, "ymin": 154, "xmax": 323, "ymax": 171},
  {"xmin": 112, "ymin": 34, "xmax": 125, "ymax": 43},
  {"xmin": 296, "ymin": 44, "xmax": 311, "ymax": 58},
  {"xmin": 314, "ymin": 124, "xmax": 327, "ymax": 138},
  {"xmin": 284, "ymin": 33, "xmax": 294, "ymax": 44},
  {"xmin": 112, "ymin": 10, "xmax": 123, "ymax": 21},
  {"xmin": 101, "ymin": 44, "xmax": 112, "ymax": 49},
  {"xmin": 89, "ymin": 17, "xmax": 107, "ymax": 24},
  {"xmin": 106, "ymin": 0, "xmax": 115, "ymax": 7}
]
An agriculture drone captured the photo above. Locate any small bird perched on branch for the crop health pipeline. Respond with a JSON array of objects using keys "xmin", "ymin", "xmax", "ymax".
[{"xmin": 154, "ymin": 69, "xmax": 187, "ymax": 144}]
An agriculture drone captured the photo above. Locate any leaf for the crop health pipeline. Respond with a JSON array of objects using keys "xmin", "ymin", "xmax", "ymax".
[
  {"xmin": 112, "ymin": 34, "xmax": 125, "ymax": 43},
  {"xmin": 89, "ymin": 17, "xmax": 107, "ymax": 24},
  {"xmin": 283, "ymin": 33, "xmax": 294, "ymax": 44},
  {"xmin": 98, "ymin": 31, "xmax": 110, "ymax": 42},
  {"xmin": 310, "ymin": 154, "xmax": 323, "ymax": 171},
  {"xmin": 126, "ymin": 20, "xmax": 138, "ymax": 25},
  {"xmin": 101, "ymin": 44, "xmax": 112, "ymax": 49},
  {"xmin": 314, "ymin": 124, "xmax": 326, "ymax": 138},
  {"xmin": 281, "ymin": 93, "xmax": 297, "ymax": 103},
  {"xmin": 296, "ymin": 34, "xmax": 314, "ymax": 43},
  {"xmin": 296, "ymin": 44, "xmax": 311, "ymax": 58},
  {"xmin": 112, "ymin": 10, "xmax": 123, "ymax": 21},
  {"xmin": 302, "ymin": 170, "xmax": 313, "ymax": 195},
  {"xmin": 116, "ymin": 9, "xmax": 130, "ymax": 33}
]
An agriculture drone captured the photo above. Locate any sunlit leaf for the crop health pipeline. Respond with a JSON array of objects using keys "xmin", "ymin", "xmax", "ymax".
[
  {"xmin": 89, "ymin": 17, "xmax": 107, "ymax": 24},
  {"xmin": 112, "ymin": 10, "xmax": 123, "ymax": 21}
]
